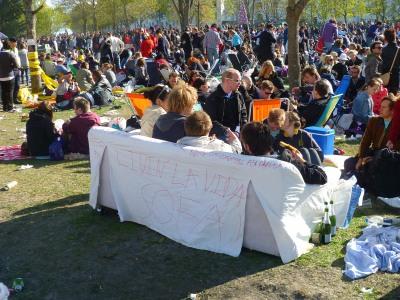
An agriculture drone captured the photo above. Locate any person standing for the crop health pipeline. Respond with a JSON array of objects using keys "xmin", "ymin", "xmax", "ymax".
[
  {"xmin": 379, "ymin": 29, "xmax": 400, "ymax": 95},
  {"xmin": 256, "ymin": 23, "xmax": 276, "ymax": 64},
  {"xmin": 366, "ymin": 21, "xmax": 382, "ymax": 46},
  {"xmin": 0, "ymin": 40, "xmax": 18, "ymax": 112},
  {"xmin": 181, "ymin": 27, "xmax": 193, "ymax": 62},
  {"xmin": 18, "ymin": 42, "xmax": 29, "ymax": 85},
  {"xmin": 8, "ymin": 38, "xmax": 21, "ymax": 104},
  {"xmin": 203, "ymin": 24, "xmax": 222, "ymax": 66},
  {"xmin": 321, "ymin": 19, "xmax": 338, "ymax": 53}
]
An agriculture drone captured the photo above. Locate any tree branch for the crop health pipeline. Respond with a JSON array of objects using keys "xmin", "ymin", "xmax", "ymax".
[
  {"xmin": 32, "ymin": 0, "xmax": 46, "ymax": 15},
  {"xmin": 295, "ymin": 0, "xmax": 309, "ymax": 11},
  {"xmin": 171, "ymin": 0, "xmax": 183, "ymax": 18}
]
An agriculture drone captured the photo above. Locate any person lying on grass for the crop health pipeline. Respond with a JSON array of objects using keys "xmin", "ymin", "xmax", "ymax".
[
  {"xmin": 240, "ymin": 122, "xmax": 327, "ymax": 185},
  {"xmin": 177, "ymin": 111, "xmax": 242, "ymax": 153},
  {"xmin": 62, "ymin": 97, "xmax": 100, "ymax": 156}
]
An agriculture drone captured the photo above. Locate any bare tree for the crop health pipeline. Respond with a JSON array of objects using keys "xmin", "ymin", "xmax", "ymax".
[
  {"xmin": 172, "ymin": 0, "xmax": 195, "ymax": 31},
  {"xmin": 286, "ymin": 0, "xmax": 309, "ymax": 88},
  {"xmin": 23, "ymin": 0, "xmax": 45, "ymax": 40}
]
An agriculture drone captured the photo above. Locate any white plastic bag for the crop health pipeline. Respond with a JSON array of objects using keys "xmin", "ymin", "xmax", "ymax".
[{"xmin": 0, "ymin": 282, "xmax": 9, "ymax": 300}]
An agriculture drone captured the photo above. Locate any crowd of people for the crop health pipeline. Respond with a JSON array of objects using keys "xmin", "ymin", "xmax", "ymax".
[{"xmin": 0, "ymin": 18, "xmax": 400, "ymax": 196}]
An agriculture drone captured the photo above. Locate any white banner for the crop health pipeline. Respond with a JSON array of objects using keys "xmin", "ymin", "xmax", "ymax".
[{"xmin": 89, "ymin": 127, "xmax": 352, "ymax": 262}]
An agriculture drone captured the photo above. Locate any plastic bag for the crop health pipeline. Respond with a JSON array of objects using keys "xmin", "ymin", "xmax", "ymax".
[
  {"xmin": 108, "ymin": 117, "xmax": 127, "ymax": 131},
  {"xmin": 49, "ymin": 137, "xmax": 64, "ymax": 161},
  {"xmin": 0, "ymin": 282, "xmax": 9, "ymax": 300}
]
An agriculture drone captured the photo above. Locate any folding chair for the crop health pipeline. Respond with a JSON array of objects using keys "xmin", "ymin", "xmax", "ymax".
[
  {"xmin": 248, "ymin": 99, "xmax": 281, "ymax": 122},
  {"xmin": 334, "ymin": 75, "xmax": 351, "ymax": 112},
  {"xmin": 228, "ymin": 53, "xmax": 243, "ymax": 72},
  {"xmin": 237, "ymin": 50, "xmax": 251, "ymax": 69},
  {"xmin": 314, "ymin": 94, "xmax": 342, "ymax": 127},
  {"xmin": 125, "ymin": 93, "xmax": 152, "ymax": 118}
]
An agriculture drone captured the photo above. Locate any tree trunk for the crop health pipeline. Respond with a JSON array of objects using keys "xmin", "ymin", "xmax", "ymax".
[
  {"xmin": 286, "ymin": 0, "xmax": 309, "ymax": 89},
  {"xmin": 123, "ymin": 3, "xmax": 129, "ymax": 29},
  {"xmin": 91, "ymin": 0, "xmax": 97, "ymax": 31},
  {"xmin": 24, "ymin": 0, "xmax": 44, "ymax": 93},
  {"xmin": 173, "ymin": 0, "xmax": 193, "ymax": 31}
]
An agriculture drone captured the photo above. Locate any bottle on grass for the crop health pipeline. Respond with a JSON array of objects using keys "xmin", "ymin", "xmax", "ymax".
[
  {"xmin": 322, "ymin": 207, "xmax": 332, "ymax": 244},
  {"xmin": 329, "ymin": 200, "xmax": 337, "ymax": 236}
]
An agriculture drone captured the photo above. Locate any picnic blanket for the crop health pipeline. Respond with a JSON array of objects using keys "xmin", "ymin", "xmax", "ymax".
[
  {"xmin": 0, "ymin": 145, "xmax": 30, "ymax": 161},
  {"xmin": 344, "ymin": 225, "xmax": 400, "ymax": 280}
]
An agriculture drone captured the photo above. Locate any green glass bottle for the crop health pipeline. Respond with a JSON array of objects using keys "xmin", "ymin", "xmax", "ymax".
[
  {"xmin": 329, "ymin": 200, "xmax": 337, "ymax": 236},
  {"xmin": 322, "ymin": 207, "xmax": 331, "ymax": 244}
]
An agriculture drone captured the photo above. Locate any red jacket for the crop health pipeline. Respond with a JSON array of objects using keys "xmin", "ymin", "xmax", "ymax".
[
  {"xmin": 140, "ymin": 39, "xmax": 154, "ymax": 58},
  {"xmin": 372, "ymin": 85, "xmax": 388, "ymax": 115},
  {"xmin": 388, "ymin": 100, "xmax": 400, "ymax": 143}
]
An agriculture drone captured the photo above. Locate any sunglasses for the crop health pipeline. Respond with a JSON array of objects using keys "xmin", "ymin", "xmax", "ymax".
[{"xmin": 227, "ymin": 78, "xmax": 241, "ymax": 84}]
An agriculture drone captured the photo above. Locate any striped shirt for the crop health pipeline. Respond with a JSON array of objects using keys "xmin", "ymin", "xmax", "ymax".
[{"xmin": 203, "ymin": 29, "xmax": 222, "ymax": 50}]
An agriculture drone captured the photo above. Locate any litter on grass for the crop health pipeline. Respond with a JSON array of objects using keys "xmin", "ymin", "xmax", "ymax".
[{"xmin": 17, "ymin": 164, "xmax": 33, "ymax": 171}]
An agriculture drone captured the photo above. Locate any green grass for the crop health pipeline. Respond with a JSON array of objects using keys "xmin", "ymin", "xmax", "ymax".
[{"xmin": 0, "ymin": 102, "xmax": 400, "ymax": 299}]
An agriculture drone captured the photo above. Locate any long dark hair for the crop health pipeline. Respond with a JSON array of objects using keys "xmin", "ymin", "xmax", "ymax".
[{"xmin": 37, "ymin": 101, "xmax": 53, "ymax": 121}]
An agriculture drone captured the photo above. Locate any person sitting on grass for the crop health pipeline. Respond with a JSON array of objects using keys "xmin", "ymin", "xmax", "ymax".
[
  {"xmin": 88, "ymin": 70, "xmax": 113, "ymax": 106},
  {"xmin": 240, "ymin": 122, "xmax": 327, "ymax": 185},
  {"xmin": 101, "ymin": 63, "xmax": 117, "ymax": 87},
  {"xmin": 62, "ymin": 97, "xmax": 100, "ymax": 155},
  {"xmin": 275, "ymin": 111, "xmax": 324, "ymax": 166},
  {"xmin": 350, "ymin": 78, "xmax": 381, "ymax": 133},
  {"xmin": 292, "ymin": 66, "xmax": 332, "ymax": 105},
  {"xmin": 76, "ymin": 62, "xmax": 94, "ymax": 92},
  {"xmin": 26, "ymin": 101, "xmax": 57, "ymax": 156},
  {"xmin": 262, "ymin": 108, "xmax": 286, "ymax": 139},
  {"xmin": 141, "ymin": 85, "xmax": 170, "ymax": 138},
  {"xmin": 134, "ymin": 57, "xmax": 149, "ymax": 86},
  {"xmin": 254, "ymin": 80, "xmax": 274, "ymax": 100},
  {"xmin": 344, "ymin": 95, "xmax": 400, "ymax": 175},
  {"xmin": 298, "ymin": 79, "xmax": 332, "ymax": 127},
  {"xmin": 152, "ymin": 84, "xmax": 197, "ymax": 143},
  {"xmin": 177, "ymin": 111, "xmax": 242, "ymax": 153},
  {"xmin": 55, "ymin": 71, "xmax": 81, "ymax": 110},
  {"xmin": 167, "ymin": 72, "xmax": 180, "ymax": 89}
]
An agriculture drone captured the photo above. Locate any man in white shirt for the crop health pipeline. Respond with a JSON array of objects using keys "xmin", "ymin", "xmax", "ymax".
[{"xmin": 106, "ymin": 33, "xmax": 124, "ymax": 69}]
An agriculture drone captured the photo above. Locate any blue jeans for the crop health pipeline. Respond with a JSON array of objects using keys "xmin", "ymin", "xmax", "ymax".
[
  {"xmin": 13, "ymin": 70, "xmax": 20, "ymax": 103},
  {"xmin": 21, "ymin": 68, "xmax": 29, "ymax": 84},
  {"xmin": 206, "ymin": 47, "xmax": 219, "ymax": 67},
  {"xmin": 323, "ymin": 42, "xmax": 333, "ymax": 53},
  {"xmin": 112, "ymin": 52, "xmax": 121, "ymax": 69}
]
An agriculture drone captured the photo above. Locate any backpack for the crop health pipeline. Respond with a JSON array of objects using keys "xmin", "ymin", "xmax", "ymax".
[{"xmin": 49, "ymin": 137, "xmax": 64, "ymax": 161}]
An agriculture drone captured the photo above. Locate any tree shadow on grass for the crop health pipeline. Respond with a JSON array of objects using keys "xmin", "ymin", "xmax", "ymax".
[
  {"xmin": 1, "ymin": 195, "xmax": 282, "ymax": 300},
  {"xmin": 380, "ymin": 286, "xmax": 400, "ymax": 300},
  {"xmin": 1, "ymin": 159, "xmax": 90, "ymax": 173}
]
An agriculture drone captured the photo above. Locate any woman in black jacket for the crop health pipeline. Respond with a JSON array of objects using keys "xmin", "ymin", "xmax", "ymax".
[
  {"xmin": 26, "ymin": 101, "xmax": 57, "ymax": 156},
  {"xmin": 379, "ymin": 29, "xmax": 400, "ymax": 94}
]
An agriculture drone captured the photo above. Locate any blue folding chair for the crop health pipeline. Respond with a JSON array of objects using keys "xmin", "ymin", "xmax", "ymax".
[
  {"xmin": 314, "ymin": 94, "xmax": 342, "ymax": 127},
  {"xmin": 334, "ymin": 75, "xmax": 351, "ymax": 112}
]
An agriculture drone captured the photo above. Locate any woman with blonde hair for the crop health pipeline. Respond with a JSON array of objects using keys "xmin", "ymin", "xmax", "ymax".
[
  {"xmin": 152, "ymin": 84, "xmax": 198, "ymax": 142},
  {"xmin": 253, "ymin": 59, "xmax": 285, "ymax": 92}
]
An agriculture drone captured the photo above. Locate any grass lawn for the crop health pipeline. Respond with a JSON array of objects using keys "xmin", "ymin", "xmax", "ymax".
[{"xmin": 0, "ymin": 101, "xmax": 399, "ymax": 300}]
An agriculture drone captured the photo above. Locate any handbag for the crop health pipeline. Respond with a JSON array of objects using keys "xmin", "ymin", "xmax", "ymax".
[{"xmin": 380, "ymin": 47, "xmax": 399, "ymax": 86}]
